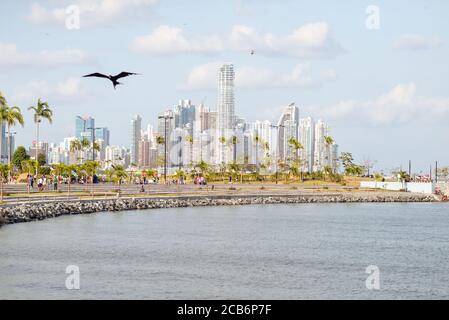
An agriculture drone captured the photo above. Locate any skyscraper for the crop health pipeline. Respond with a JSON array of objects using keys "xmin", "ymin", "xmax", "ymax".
[
  {"xmin": 299, "ymin": 117, "xmax": 315, "ymax": 173},
  {"xmin": 95, "ymin": 127, "xmax": 110, "ymax": 147},
  {"xmin": 313, "ymin": 119, "xmax": 330, "ymax": 172},
  {"xmin": 174, "ymin": 99, "xmax": 196, "ymax": 130},
  {"xmin": 277, "ymin": 103, "xmax": 299, "ymax": 161},
  {"xmin": 131, "ymin": 115, "xmax": 142, "ymax": 165},
  {"xmin": 75, "ymin": 116, "xmax": 95, "ymax": 142},
  {"xmin": 217, "ymin": 63, "xmax": 235, "ymax": 164}
]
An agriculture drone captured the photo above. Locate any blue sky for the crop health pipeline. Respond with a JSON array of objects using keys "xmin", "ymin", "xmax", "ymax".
[{"xmin": 0, "ymin": 0, "xmax": 448, "ymax": 173}]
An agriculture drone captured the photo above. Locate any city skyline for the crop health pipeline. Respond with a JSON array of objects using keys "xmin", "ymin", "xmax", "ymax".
[{"xmin": 1, "ymin": 1, "xmax": 448, "ymax": 172}]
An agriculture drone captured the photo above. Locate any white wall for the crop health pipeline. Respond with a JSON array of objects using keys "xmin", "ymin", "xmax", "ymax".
[{"xmin": 360, "ymin": 181, "xmax": 434, "ymax": 194}]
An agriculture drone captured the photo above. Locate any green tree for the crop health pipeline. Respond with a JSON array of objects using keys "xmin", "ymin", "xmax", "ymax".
[
  {"xmin": 83, "ymin": 160, "xmax": 100, "ymax": 196},
  {"xmin": 324, "ymin": 135, "xmax": 335, "ymax": 167},
  {"xmin": 195, "ymin": 160, "xmax": 209, "ymax": 175},
  {"xmin": 12, "ymin": 146, "xmax": 30, "ymax": 171},
  {"xmin": 254, "ymin": 135, "xmax": 260, "ymax": 173},
  {"xmin": 288, "ymin": 137, "xmax": 304, "ymax": 181},
  {"xmin": 340, "ymin": 152, "xmax": 355, "ymax": 175},
  {"xmin": 156, "ymin": 136, "xmax": 165, "ymax": 146},
  {"xmin": 51, "ymin": 163, "xmax": 65, "ymax": 177},
  {"xmin": 0, "ymin": 95, "xmax": 25, "ymax": 180},
  {"xmin": 111, "ymin": 165, "xmax": 128, "ymax": 193},
  {"xmin": 0, "ymin": 92, "xmax": 8, "ymax": 163},
  {"xmin": 61, "ymin": 164, "xmax": 72, "ymax": 196},
  {"xmin": 1, "ymin": 106, "xmax": 25, "ymax": 174},
  {"xmin": 21, "ymin": 159, "xmax": 37, "ymax": 193},
  {"xmin": 146, "ymin": 169, "xmax": 157, "ymax": 178},
  {"xmin": 28, "ymin": 99, "xmax": 53, "ymax": 175},
  {"xmin": 229, "ymin": 135, "xmax": 238, "ymax": 164},
  {"xmin": 0, "ymin": 164, "xmax": 10, "ymax": 202},
  {"xmin": 174, "ymin": 169, "xmax": 185, "ymax": 180},
  {"xmin": 37, "ymin": 153, "xmax": 47, "ymax": 166}
]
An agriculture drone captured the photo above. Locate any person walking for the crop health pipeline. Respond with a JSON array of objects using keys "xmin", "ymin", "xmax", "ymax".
[
  {"xmin": 37, "ymin": 177, "xmax": 43, "ymax": 192},
  {"xmin": 53, "ymin": 175, "xmax": 58, "ymax": 191}
]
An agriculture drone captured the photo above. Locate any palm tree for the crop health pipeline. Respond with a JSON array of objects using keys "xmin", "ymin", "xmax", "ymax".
[
  {"xmin": 229, "ymin": 135, "xmax": 238, "ymax": 164},
  {"xmin": 111, "ymin": 164, "xmax": 128, "ymax": 194},
  {"xmin": 28, "ymin": 99, "xmax": 53, "ymax": 175},
  {"xmin": 0, "ymin": 92, "xmax": 6, "ymax": 109},
  {"xmin": 4, "ymin": 106, "xmax": 25, "ymax": 165},
  {"xmin": 324, "ymin": 135, "xmax": 334, "ymax": 168},
  {"xmin": 288, "ymin": 137, "xmax": 304, "ymax": 181},
  {"xmin": 21, "ymin": 159, "xmax": 38, "ymax": 193},
  {"xmin": 83, "ymin": 160, "xmax": 100, "ymax": 197},
  {"xmin": 254, "ymin": 135, "xmax": 260, "ymax": 173},
  {"xmin": 70, "ymin": 139, "xmax": 82, "ymax": 164},
  {"xmin": 0, "ymin": 164, "xmax": 9, "ymax": 202},
  {"xmin": 195, "ymin": 160, "xmax": 209, "ymax": 175},
  {"xmin": 156, "ymin": 136, "xmax": 165, "ymax": 146},
  {"xmin": 62, "ymin": 164, "xmax": 77, "ymax": 197},
  {"xmin": 228, "ymin": 162, "xmax": 241, "ymax": 181},
  {"xmin": 0, "ymin": 104, "xmax": 25, "ymax": 180},
  {"xmin": 174, "ymin": 169, "xmax": 185, "ymax": 180},
  {"xmin": 156, "ymin": 136, "xmax": 166, "ymax": 178},
  {"xmin": 80, "ymin": 138, "xmax": 91, "ymax": 162}
]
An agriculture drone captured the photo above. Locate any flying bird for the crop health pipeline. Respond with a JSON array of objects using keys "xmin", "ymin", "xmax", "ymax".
[
  {"xmin": 82, "ymin": 72, "xmax": 140, "ymax": 89},
  {"xmin": 250, "ymin": 50, "xmax": 255, "ymax": 55}
]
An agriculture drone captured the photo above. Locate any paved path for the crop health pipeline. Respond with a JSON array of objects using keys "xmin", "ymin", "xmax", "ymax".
[{"xmin": 1, "ymin": 182, "xmax": 354, "ymax": 205}]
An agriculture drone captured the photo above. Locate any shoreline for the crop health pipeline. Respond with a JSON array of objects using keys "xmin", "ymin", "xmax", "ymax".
[{"xmin": 0, "ymin": 191, "xmax": 438, "ymax": 227}]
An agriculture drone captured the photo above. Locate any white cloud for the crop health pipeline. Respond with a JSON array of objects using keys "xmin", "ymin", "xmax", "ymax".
[
  {"xmin": 182, "ymin": 62, "xmax": 334, "ymax": 90},
  {"xmin": 29, "ymin": 0, "xmax": 158, "ymax": 28},
  {"xmin": 309, "ymin": 83, "xmax": 449, "ymax": 125},
  {"xmin": 394, "ymin": 34, "xmax": 443, "ymax": 50},
  {"xmin": 0, "ymin": 43, "xmax": 89, "ymax": 69},
  {"xmin": 132, "ymin": 25, "xmax": 224, "ymax": 54},
  {"xmin": 12, "ymin": 78, "xmax": 86, "ymax": 103},
  {"xmin": 133, "ymin": 22, "xmax": 343, "ymax": 59}
]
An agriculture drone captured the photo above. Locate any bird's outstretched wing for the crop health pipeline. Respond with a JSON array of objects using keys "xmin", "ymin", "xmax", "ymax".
[
  {"xmin": 114, "ymin": 72, "xmax": 140, "ymax": 80},
  {"xmin": 83, "ymin": 73, "xmax": 110, "ymax": 79}
]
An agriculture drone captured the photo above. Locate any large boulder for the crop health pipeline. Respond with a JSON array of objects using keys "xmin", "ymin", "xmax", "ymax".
[{"xmin": 0, "ymin": 212, "xmax": 5, "ymax": 226}]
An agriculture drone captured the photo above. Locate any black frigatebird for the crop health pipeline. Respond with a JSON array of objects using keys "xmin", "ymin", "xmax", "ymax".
[{"xmin": 82, "ymin": 72, "xmax": 140, "ymax": 89}]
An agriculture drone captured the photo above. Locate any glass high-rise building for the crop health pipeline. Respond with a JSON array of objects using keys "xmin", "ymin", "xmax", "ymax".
[
  {"xmin": 75, "ymin": 116, "xmax": 95, "ymax": 142},
  {"xmin": 95, "ymin": 127, "xmax": 110, "ymax": 146}
]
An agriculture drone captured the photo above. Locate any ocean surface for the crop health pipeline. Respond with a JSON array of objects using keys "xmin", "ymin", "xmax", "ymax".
[{"xmin": 1, "ymin": 203, "xmax": 449, "ymax": 299}]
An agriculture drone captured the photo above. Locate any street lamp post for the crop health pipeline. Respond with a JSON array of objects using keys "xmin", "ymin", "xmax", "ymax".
[{"xmin": 158, "ymin": 113, "xmax": 173, "ymax": 183}]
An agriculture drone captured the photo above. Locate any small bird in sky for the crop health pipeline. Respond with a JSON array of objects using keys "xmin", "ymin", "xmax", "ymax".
[
  {"xmin": 82, "ymin": 72, "xmax": 140, "ymax": 90},
  {"xmin": 250, "ymin": 50, "xmax": 255, "ymax": 55}
]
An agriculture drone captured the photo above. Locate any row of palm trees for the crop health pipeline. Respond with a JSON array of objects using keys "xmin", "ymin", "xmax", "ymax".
[
  {"xmin": 0, "ymin": 92, "xmax": 53, "ymax": 178},
  {"xmin": 157, "ymin": 131, "xmax": 337, "ymax": 181},
  {"xmin": 69, "ymin": 137, "xmax": 101, "ymax": 163}
]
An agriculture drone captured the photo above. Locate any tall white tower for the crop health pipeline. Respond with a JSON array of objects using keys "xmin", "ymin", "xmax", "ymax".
[
  {"xmin": 299, "ymin": 117, "xmax": 315, "ymax": 173},
  {"xmin": 277, "ymin": 103, "xmax": 299, "ymax": 162},
  {"xmin": 130, "ymin": 115, "xmax": 142, "ymax": 165},
  {"xmin": 217, "ymin": 63, "xmax": 235, "ymax": 164}
]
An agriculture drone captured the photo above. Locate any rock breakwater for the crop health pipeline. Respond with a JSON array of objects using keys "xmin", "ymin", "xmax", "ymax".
[{"xmin": 0, "ymin": 192, "xmax": 437, "ymax": 227}]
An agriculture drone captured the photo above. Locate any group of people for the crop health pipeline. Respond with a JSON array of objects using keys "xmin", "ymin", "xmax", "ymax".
[
  {"xmin": 27, "ymin": 174, "xmax": 59, "ymax": 192},
  {"xmin": 193, "ymin": 176, "xmax": 207, "ymax": 185}
]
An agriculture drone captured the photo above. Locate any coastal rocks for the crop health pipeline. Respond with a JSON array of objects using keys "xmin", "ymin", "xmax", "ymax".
[{"xmin": 0, "ymin": 192, "xmax": 437, "ymax": 227}]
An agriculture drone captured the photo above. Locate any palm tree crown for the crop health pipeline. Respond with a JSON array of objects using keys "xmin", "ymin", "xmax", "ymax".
[{"xmin": 28, "ymin": 98, "xmax": 53, "ymax": 124}]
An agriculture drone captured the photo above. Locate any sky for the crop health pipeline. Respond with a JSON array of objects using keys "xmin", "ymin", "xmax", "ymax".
[{"xmin": 0, "ymin": 0, "xmax": 448, "ymax": 173}]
